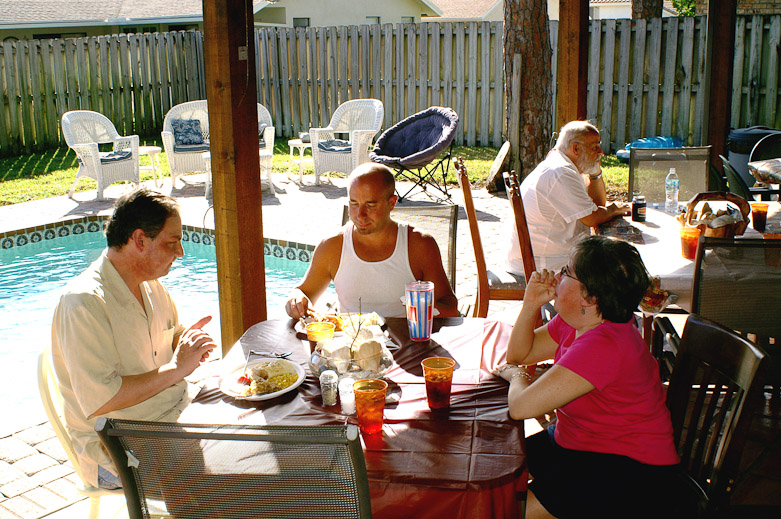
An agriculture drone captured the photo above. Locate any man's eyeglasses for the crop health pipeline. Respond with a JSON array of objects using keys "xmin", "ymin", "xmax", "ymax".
[{"xmin": 559, "ymin": 264, "xmax": 579, "ymax": 282}]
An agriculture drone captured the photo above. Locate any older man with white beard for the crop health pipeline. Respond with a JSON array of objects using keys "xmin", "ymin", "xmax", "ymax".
[{"xmin": 507, "ymin": 121, "xmax": 630, "ymax": 275}]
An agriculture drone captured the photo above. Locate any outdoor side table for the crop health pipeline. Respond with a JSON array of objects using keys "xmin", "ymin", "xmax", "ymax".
[
  {"xmin": 138, "ymin": 145, "xmax": 163, "ymax": 186},
  {"xmin": 287, "ymin": 138, "xmax": 313, "ymax": 182}
]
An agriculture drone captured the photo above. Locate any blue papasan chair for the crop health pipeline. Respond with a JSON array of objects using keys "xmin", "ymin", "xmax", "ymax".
[{"xmin": 370, "ymin": 106, "xmax": 459, "ymax": 202}]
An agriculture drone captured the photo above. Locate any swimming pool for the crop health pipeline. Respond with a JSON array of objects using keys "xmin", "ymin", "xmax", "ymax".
[{"xmin": 0, "ymin": 219, "xmax": 327, "ymax": 431}]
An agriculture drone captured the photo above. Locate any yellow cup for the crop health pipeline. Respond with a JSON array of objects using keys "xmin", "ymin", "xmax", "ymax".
[
  {"xmin": 679, "ymin": 227, "xmax": 700, "ymax": 260},
  {"xmin": 306, "ymin": 322, "xmax": 335, "ymax": 342}
]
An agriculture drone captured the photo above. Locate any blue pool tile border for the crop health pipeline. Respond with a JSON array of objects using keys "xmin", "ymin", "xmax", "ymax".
[{"xmin": 0, "ymin": 216, "xmax": 316, "ymax": 263}]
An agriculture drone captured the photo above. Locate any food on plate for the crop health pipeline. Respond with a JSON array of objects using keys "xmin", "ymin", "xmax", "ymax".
[
  {"xmin": 640, "ymin": 276, "xmax": 669, "ymax": 314},
  {"xmin": 237, "ymin": 359, "xmax": 299, "ymax": 396}
]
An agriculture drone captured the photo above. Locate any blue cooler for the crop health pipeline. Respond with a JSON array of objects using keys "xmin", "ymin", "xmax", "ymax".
[{"xmin": 728, "ymin": 126, "xmax": 781, "ymax": 186}]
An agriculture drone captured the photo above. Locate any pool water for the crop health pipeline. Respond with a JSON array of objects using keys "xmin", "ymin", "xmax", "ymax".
[{"xmin": 0, "ymin": 231, "xmax": 325, "ymax": 430}]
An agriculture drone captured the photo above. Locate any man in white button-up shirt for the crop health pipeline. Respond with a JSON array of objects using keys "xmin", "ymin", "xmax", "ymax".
[
  {"xmin": 507, "ymin": 121, "xmax": 630, "ymax": 274},
  {"xmin": 51, "ymin": 188, "xmax": 216, "ymax": 489}
]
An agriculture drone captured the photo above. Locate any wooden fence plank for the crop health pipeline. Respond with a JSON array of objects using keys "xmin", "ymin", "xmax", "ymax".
[
  {"xmin": 731, "ymin": 16, "xmax": 746, "ymax": 127},
  {"xmin": 339, "ymin": 26, "xmax": 349, "ymax": 103},
  {"xmin": 455, "ymin": 22, "xmax": 465, "ymax": 145},
  {"xmin": 370, "ymin": 24, "xmax": 381, "ymax": 101},
  {"xmin": 466, "ymin": 22, "xmax": 478, "ymax": 146},
  {"xmin": 479, "ymin": 21, "xmax": 490, "ymax": 146},
  {"xmin": 86, "ymin": 37, "xmax": 99, "ymax": 112},
  {"xmin": 328, "ymin": 26, "xmax": 339, "ymax": 116},
  {"xmin": 75, "ymin": 38, "xmax": 89, "ymax": 110},
  {"xmin": 361, "ymin": 24, "xmax": 370, "ymax": 100},
  {"xmin": 383, "ymin": 24, "xmax": 393, "ymax": 127},
  {"xmin": 586, "ymin": 20, "xmax": 602, "ymax": 124},
  {"xmin": 127, "ymin": 35, "xmax": 142, "ymax": 129},
  {"xmin": 492, "ymin": 22, "xmax": 503, "ymax": 147},
  {"xmin": 395, "ymin": 24, "xmax": 405, "ymax": 122},
  {"xmin": 15, "ymin": 41, "xmax": 33, "ymax": 151},
  {"xmin": 418, "ymin": 22, "xmax": 428, "ymax": 113},
  {"xmin": 746, "ymin": 15, "xmax": 763, "ymax": 125},
  {"xmin": 288, "ymin": 27, "xmax": 302, "ymax": 134},
  {"xmin": 677, "ymin": 17, "xmax": 694, "ymax": 143},
  {"xmin": 645, "ymin": 17, "xmax": 662, "ymax": 137},
  {"xmin": 764, "ymin": 15, "xmax": 780, "ymax": 127},
  {"xmin": 63, "ymin": 39, "xmax": 78, "ymax": 113},
  {"xmin": 316, "ymin": 27, "xmax": 329, "ymax": 126},
  {"xmin": 40, "ymin": 40, "xmax": 59, "ymax": 146},
  {"xmin": 615, "ymin": 19, "xmax": 631, "ymax": 149},
  {"xmin": 278, "ymin": 29, "xmax": 291, "ymax": 135},
  {"xmin": 308, "ymin": 26, "xmax": 320, "ymax": 126},
  {"xmin": 660, "ymin": 17, "xmax": 678, "ymax": 137},
  {"xmin": 148, "ymin": 34, "xmax": 163, "ymax": 126},
  {"xmin": 600, "ymin": 20, "xmax": 616, "ymax": 152},
  {"xmin": 268, "ymin": 29, "xmax": 283, "ymax": 135},
  {"xmin": 692, "ymin": 17, "xmax": 707, "ymax": 145},
  {"xmin": 0, "ymin": 44, "xmax": 9, "ymax": 152},
  {"xmin": 299, "ymin": 27, "xmax": 311, "ymax": 132},
  {"xmin": 350, "ymin": 25, "xmax": 360, "ymax": 99},
  {"xmin": 430, "ymin": 22, "xmax": 441, "ymax": 108},
  {"xmin": 28, "ymin": 40, "xmax": 46, "ymax": 148},
  {"xmin": 406, "ymin": 24, "xmax": 416, "ymax": 116},
  {"xmin": 629, "ymin": 18, "xmax": 646, "ymax": 143},
  {"xmin": 119, "ymin": 35, "xmax": 134, "ymax": 134},
  {"xmin": 442, "ymin": 22, "xmax": 453, "ymax": 111}
]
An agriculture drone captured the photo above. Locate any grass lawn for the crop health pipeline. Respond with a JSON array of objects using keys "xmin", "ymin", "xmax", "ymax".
[{"xmin": 0, "ymin": 138, "xmax": 629, "ymax": 205}]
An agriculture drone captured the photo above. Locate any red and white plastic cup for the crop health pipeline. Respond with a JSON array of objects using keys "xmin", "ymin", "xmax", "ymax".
[{"xmin": 406, "ymin": 281, "xmax": 435, "ymax": 341}]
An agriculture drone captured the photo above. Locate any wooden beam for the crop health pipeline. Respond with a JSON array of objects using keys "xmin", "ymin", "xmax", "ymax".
[
  {"xmin": 703, "ymin": 0, "xmax": 738, "ymax": 168},
  {"xmin": 202, "ymin": 0, "xmax": 267, "ymax": 355},
  {"xmin": 556, "ymin": 0, "xmax": 589, "ymax": 129}
]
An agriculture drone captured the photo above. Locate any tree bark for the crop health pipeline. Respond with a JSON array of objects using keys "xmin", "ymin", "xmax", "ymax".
[
  {"xmin": 632, "ymin": 0, "xmax": 663, "ymax": 18},
  {"xmin": 503, "ymin": 0, "xmax": 553, "ymax": 181}
]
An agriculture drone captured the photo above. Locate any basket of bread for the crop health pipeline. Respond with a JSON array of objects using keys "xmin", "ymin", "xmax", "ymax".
[{"xmin": 683, "ymin": 191, "xmax": 750, "ymax": 238}]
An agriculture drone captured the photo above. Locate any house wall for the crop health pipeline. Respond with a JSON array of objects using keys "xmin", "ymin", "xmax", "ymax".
[
  {"xmin": 1, "ymin": 22, "xmax": 201, "ymax": 42},
  {"xmin": 695, "ymin": 0, "xmax": 781, "ymax": 15},
  {"xmin": 254, "ymin": 0, "xmax": 438, "ymax": 27}
]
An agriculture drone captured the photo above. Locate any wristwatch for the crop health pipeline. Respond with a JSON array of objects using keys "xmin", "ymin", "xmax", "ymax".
[{"xmin": 589, "ymin": 172, "xmax": 603, "ymax": 180}]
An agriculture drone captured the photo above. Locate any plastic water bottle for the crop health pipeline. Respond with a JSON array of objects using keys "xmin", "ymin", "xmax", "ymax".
[{"xmin": 664, "ymin": 168, "xmax": 680, "ymax": 214}]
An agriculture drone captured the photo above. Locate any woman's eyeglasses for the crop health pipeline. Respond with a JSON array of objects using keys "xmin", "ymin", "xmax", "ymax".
[{"xmin": 559, "ymin": 264, "xmax": 579, "ymax": 282}]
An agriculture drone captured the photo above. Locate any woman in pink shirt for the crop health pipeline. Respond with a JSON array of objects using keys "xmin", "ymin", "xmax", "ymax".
[{"xmin": 495, "ymin": 236, "xmax": 689, "ymax": 518}]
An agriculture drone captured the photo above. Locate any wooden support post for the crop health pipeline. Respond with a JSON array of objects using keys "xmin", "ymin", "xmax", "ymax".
[
  {"xmin": 703, "ymin": 0, "xmax": 738, "ymax": 169},
  {"xmin": 556, "ymin": 0, "xmax": 589, "ymax": 129},
  {"xmin": 202, "ymin": 0, "xmax": 267, "ymax": 355}
]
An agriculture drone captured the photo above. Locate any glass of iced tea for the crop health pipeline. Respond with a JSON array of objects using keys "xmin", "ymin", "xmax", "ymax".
[
  {"xmin": 352, "ymin": 379, "xmax": 388, "ymax": 435},
  {"xmin": 679, "ymin": 227, "xmax": 700, "ymax": 260},
  {"xmin": 421, "ymin": 357, "xmax": 456, "ymax": 410}
]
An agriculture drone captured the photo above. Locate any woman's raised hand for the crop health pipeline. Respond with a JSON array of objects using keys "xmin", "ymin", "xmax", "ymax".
[{"xmin": 526, "ymin": 269, "xmax": 557, "ymax": 307}]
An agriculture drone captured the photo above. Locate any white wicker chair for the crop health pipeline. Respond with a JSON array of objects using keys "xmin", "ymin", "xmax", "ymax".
[
  {"xmin": 163, "ymin": 100, "xmax": 275, "ymax": 192},
  {"xmin": 61, "ymin": 111, "xmax": 140, "ymax": 200},
  {"xmin": 310, "ymin": 99, "xmax": 384, "ymax": 184}
]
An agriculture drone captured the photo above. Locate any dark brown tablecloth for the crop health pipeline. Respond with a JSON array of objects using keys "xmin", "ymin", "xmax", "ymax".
[{"xmin": 181, "ymin": 318, "xmax": 527, "ymax": 519}]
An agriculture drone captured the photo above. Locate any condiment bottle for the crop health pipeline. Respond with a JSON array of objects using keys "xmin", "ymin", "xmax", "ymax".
[
  {"xmin": 338, "ymin": 376, "xmax": 356, "ymax": 415},
  {"xmin": 319, "ymin": 370, "xmax": 338, "ymax": 406},
  {"xmin": 632, "ymin": 194, "xmax": 646, "ymax": 222}
]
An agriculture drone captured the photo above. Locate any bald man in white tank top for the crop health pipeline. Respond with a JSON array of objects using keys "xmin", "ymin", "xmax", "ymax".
[{"xmin": 285, "ymin": 163, "xmax": 458, "ymax": 319}]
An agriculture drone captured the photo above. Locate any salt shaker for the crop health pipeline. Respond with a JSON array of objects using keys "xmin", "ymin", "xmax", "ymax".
[
  {"xmin": 338, "ymin": 377, "xmax": 356, "ymax": 415},
  {"xmin": 319, "ymin": 370, "xmax": 338, "ymax": 406}
]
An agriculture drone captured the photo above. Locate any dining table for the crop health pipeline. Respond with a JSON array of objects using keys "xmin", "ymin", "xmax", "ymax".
[
  {"xmin": 596, "ymin": 202, "xmax": 781, "ymax": 340},
  {"xmin": 181, "ymin": 317, "xmax": 527, "ymax": 519}
]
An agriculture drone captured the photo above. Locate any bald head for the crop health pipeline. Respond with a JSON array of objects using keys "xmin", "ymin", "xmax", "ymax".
[{"xmin": 348, "ymin": 163, "xmax": 396, "ymax": 200}]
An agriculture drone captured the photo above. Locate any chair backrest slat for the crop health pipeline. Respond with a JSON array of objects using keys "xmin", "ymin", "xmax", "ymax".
[{"xmin": 629, "ymin": 146, "xmax": 711, "ymax": 204}]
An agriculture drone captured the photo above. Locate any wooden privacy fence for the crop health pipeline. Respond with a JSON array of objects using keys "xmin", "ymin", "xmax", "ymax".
[
  {"xmin": 1, "ymin": 15, "xmax": 780, "ymax": 158},
  {"xmin": 0, "ymin": 31, "xmax": 205, "ymax": 156}
]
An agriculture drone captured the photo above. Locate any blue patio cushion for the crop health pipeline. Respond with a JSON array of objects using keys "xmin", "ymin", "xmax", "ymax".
[
  {"xmin": 171, "ymin": 119, "xmax": 204, "ymax": 145},
  {"xmin": 370, "ymin": 106, "xmax": 458, "ymax": 168},
  {"xmin": 299, "ymin": 132, "xmax": 311, "ymax": 143},
  {"xmin": 75, "ymin": 150, "xmax": 132, "ymax": 166},
  {"xmin": 174, "ymin": 143, "xmax": 211, "ymax": 153},
  {"xmin": 317, "ymin": 139, "xmax": 351, "ymax": 153}
]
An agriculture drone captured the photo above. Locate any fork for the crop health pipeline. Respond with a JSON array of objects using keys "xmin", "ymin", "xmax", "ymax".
[{"xmin": 241, "ymin": 350, "xmax": 293, "ymax": 375}]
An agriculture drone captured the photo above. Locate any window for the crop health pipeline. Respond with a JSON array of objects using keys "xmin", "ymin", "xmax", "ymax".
[
  {"xmin": 120, "ymin": 26, "xmax": 156, "ymax": 35},
  {"xmin": 366, "ymin": 16, "xmax": 381, "ymax": 24},
  {"xmin": 168, "ymin": 24, "xmax": 198, "ymax": 32},
  {"xmin": 401, "ymin": 17, "xmax": 414, "ymax": 24},
  {"xmin": 293, "ymin": 18, "xmax": 310, "ymax": 28},
  {"xmin": 33, "ymin": 32, "xmax": 86, "ymax": 40}
]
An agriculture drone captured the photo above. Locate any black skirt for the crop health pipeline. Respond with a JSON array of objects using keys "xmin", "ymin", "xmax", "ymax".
[{"xmin": 527, "ymin": 426, "xmax": 698, "ymax": 519}]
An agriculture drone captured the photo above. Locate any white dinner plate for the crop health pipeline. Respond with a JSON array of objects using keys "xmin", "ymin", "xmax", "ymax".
[{"xmin": 219, "ymin": 358, "xmax": 306, "ymax": 401}]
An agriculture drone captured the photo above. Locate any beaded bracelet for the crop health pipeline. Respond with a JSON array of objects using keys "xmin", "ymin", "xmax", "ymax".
[{"xmin": 510, "ymin": 371, "xmax": 533, "ymax": 383}]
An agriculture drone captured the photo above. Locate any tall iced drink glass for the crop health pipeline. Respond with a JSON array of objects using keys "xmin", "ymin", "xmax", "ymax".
[
  {"xmin": 421, "ymin": 357, "xmax": 456, "ymax": 409},
  {"xmin": 406, "ymin": 281, "xmax": 435, "ymax": 341},
  {"xmin": 353, "ymin": 379, "xmax": 388, "ymax": 435}
]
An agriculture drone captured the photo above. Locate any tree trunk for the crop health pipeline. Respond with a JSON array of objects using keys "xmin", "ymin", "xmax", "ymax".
[
  {"xmin": 631, "ymin": 0, "xmax": 663, "ymax": 18},
  {"xmin": 504, "ymin": 0, "xmax": 553, "ymax": 181}
]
